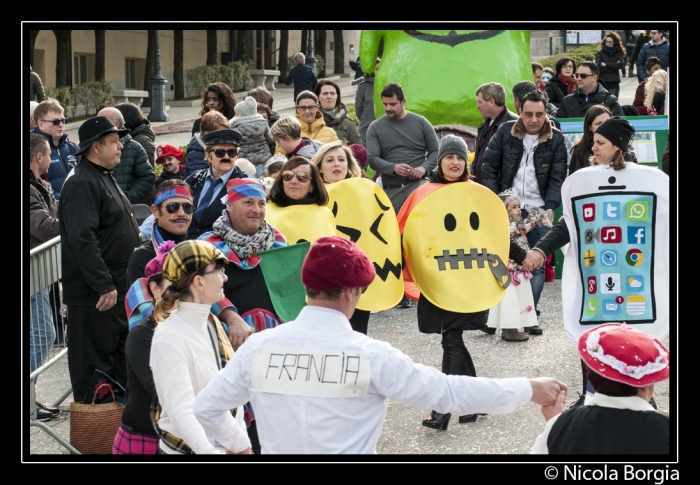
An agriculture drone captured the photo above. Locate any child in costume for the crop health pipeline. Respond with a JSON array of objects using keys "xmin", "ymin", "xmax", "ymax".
[
  {"xmin": 229, "ymin": 96, "xmax": 274, "ymax": 178},
  {"xmin": 487, "ymin": 188, "xmax": 552, "ymax": 340},
  {"xmin": 154, "ymin": 144, "xmax": 186, "ymax": 187}
]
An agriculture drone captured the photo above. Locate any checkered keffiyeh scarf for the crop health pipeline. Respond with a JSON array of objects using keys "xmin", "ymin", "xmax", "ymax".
[
  {"xmin": 150, "ymin": 313, "xmax": 234, "ymax": 454},
  {"xmin": 204, "ymin": 210, "xmax": 287, "ymax": 270}
]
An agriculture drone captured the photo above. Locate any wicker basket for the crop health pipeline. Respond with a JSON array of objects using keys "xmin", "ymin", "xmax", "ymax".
[{"xmin": 69, "ymin": 383, "xmax": 124, "ymax": 454}]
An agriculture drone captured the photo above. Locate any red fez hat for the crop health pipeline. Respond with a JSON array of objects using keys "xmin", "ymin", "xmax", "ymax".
[{"xmin": 302, "ymin": 236, "xmax": 375, "ymax": 291}]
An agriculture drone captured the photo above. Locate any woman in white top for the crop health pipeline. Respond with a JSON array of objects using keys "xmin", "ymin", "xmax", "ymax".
[{"xmin": 150, "ymin": 240, "xmax": 252, "ymax": 455}]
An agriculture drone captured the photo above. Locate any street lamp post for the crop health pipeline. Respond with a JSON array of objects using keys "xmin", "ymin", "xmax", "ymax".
[
  {"xmin": 148, "ymin": 30, "xmax": 169, "ymax": 122},
  {"xmin": 305, "ymin": 29, "xmax": 316, "ymax": 75}
]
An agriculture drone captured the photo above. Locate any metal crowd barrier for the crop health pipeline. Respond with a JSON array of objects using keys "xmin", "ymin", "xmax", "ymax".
[{"xmin": 29, "ymin": 236, "xmax": 80, "ymax": 454}]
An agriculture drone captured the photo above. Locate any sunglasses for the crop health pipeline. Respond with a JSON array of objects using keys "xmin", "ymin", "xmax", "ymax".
[
  {"xmin": 605, "ymin": 41, "xmax": 614, "ymax": 45},
  {"xmin": 296, "ymin": 105, "xmax": 317, "ymax": 111},
  {"xmin": 575, "ymin": 73, "xmax": 593, "ymax": 79},
  {"xmin": 161, "ymin": 202, "xmax": 194, "ymax": 214},
  {"xmin": 41, "ymin": 118, "xmax": 68, "ymax": 126},
  {"xmin": 211, "ymin": 148, "xmax": 238, "ymax": 159},
  {"xmin": 282, "ymin": 171, "xmax": 311, "ymax": 183}
]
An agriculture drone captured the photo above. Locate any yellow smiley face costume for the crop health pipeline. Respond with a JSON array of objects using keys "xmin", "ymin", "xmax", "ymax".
[
  {"xmin": 400, "ymin": 181, "xmax": 510, "ymax": 313},
  {"xmin": 326, "ymin": 178, "xmax": 404, "ymax": 311},
  {"xmin": 266, "ymin": 202, "xmax": 336, "ymax": 245}
]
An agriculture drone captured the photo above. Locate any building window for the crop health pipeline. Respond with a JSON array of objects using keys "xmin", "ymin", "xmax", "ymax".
[
  {"xmin": 125, "ymin": 59, "xmax": 137, "ymax": 89},
  {"xmin": 329, "ymin": 42, "xmax": 334, "ymax": 51},
  {"xmin": 74, "ymin": 55, "xmax": 88, "ymax": 85}
]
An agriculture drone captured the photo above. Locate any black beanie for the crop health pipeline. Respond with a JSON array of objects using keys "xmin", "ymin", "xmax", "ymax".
[
  {"xmin": 594, "ymin": 116, "xmax": 635, "ymax": 150},
  {"xmin": 438, "ymin": 135, "xmax": 468, "ymax": 162}
]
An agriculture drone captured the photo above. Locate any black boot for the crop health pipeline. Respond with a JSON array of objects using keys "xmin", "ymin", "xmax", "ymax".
[
  {"xmin": 458, "ymin": 414, "xmax": 478, "ymax": 423},
  {"xmin": 422, "ymin": 411, "xmax": 451, "ymax": 430}
]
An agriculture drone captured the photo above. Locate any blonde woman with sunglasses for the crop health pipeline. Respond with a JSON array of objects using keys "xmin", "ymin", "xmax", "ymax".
[{"xmin": 311, "ymin": 141, "xmax": 389, "ymax": 334}]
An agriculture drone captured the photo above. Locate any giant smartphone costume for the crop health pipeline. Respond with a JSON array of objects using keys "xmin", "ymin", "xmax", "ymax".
[{"xmin": 559, "ymin": 163, "xmax": 670, "ymax": 340}]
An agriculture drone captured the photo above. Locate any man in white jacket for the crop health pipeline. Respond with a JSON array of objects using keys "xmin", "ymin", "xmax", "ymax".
[{"xmin": 194, "ymin": 236, "xmax": 567, "ymax": 454}]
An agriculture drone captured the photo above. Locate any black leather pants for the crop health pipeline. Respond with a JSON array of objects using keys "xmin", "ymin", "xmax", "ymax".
[{"xmin": 441, "ymin": 330, "xmax": 476, "ymax": 377}]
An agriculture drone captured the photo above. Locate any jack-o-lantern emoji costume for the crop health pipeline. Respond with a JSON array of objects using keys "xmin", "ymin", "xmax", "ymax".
[{"xmin": 325, "ymin": 178, "xmax": 404, "ymax": 312}]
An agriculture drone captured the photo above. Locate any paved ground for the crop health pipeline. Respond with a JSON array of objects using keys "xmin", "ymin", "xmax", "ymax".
[{"xmin": 28, "ymin": 278, "xmax": 671, "ymax": 458}]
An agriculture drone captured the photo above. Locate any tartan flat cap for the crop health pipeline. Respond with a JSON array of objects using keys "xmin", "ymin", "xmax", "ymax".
[{"xmin": 163, "ymin": 240, "xmax": 228, "ymax": 282}]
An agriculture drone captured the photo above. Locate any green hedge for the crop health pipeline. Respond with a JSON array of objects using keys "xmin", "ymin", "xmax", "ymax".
[
  {"xmin": 538, "ymin": 44, "xmax": 599, "ymax": 70},
  {"xmin": 45, "ymin": 86, "xmax": 74, "ymax": 115},
  {"xmin": 46, "ymin": 81, "xmax": 114, "ymax": 119},
  {"xmin": 185, "ymin": 62, "xmax": 251, "ymax": 98},
  {"xmin": 71, "ymin": 81, "xmax": 114, "ymax": 118}
]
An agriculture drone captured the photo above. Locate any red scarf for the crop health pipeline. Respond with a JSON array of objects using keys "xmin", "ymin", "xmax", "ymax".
[{"xmin": 558, "ymin": 74, "xmax": 577, "ymax": 95}]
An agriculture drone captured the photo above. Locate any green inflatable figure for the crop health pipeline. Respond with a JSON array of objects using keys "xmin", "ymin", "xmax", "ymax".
[{"xmin": 360, "ymin": 30, "xmax": 531, "ymax": 128}]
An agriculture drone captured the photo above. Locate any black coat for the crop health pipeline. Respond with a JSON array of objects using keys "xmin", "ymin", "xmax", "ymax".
[
  {"xmin": 283, "ymin": 64, "xmax": 318, "ymax": 101},
  {"xmin": 111, "ymin": 134, "xmax": 155, "ymax": 205},
  {"xmin": 595, "ymin": 49, "xmax": 625, "ymax": 84},
  {"xmin": 472, "ymin": 108, "xmax": 518, "ymax": 183},
  {"xmin": 547, "ymin": 404, "xmax": 669, "ymax": 454},
  {"xmin": 481, "ymin": 118, "xmax": 568, "ymax": 211},
  {"xmin": 532, "ymin": 218, "xmax": 570, "ymax": 258},
  {"xmin": 417, "ymin": 295, "xmax": 487, "ymax": 334},
  {"xmin": 185, "ymin": 167, "xmax": 248, "ymax": 240},
  {"xmin": 130, "ymin": 121, "xmax": 156, "ymax": 167},
  {"xmin": 545, "ymin": 76, "xmax": 570, "ymax": 108},
  {"xmin": 154, "ymin": 168, "xmax": 187, "ymax": 188},
  {"xmin": 58, "ymin": 159, "xmax": 141, "ymax": 305},
  {"xmin": 556, "ymin": 84, "xmax": 624, "ymax": 119}
]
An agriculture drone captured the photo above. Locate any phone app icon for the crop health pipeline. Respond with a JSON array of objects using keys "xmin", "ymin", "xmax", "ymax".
[
  {"xmin": 584, "ymin": 249, "xmax": 595, "ymax": 267},
  {"xmin": 626, "ymin": 248, "xmax": 644, "ymax": 266},
  {"xmin": 582, "ymin": 203, "xmax": 596, "ymax": 222},
  {"xmin": 587, "ymin": 276, "xmax": 597, "ymax": 294},
  {"xmin": 604, "ymin": 202, "xmax": 620, "ymax": 220},
  {"xmin": 626, "ymin": 275, "xmax": 644, "ymax": 292},
  {"xmin": 626, "ymin": 295, "xmax": 646, "ymax": 315},
  {"xmin": 600, "ymin": 250, "xmax": 618, "ymax": 266},
  {"xmin": 600, "ymin": 226, "xmax": 622, "ymax": 243},
  {"xmin": 600, "ymin": 273, "xmax": 621, "ymax": 294},
  {"xmin": 585, "ymin": 297, "xmax": 598, "ymax": 316},
  {"xmin": 626, "ymin": 201, "xmax": 648, "ymax": 221},
  {"xmin": 628, "ymin": 226, "xmax": 646, "ymax": 245},
  {"xmin": 602, "ymin": 299, "xmax": 621, "ymax": 315}
]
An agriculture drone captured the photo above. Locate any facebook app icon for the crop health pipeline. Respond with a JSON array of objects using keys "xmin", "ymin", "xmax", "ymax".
[{"xmin": 627, "ymin": 226, "xmax": 646, "ymax": 245}]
